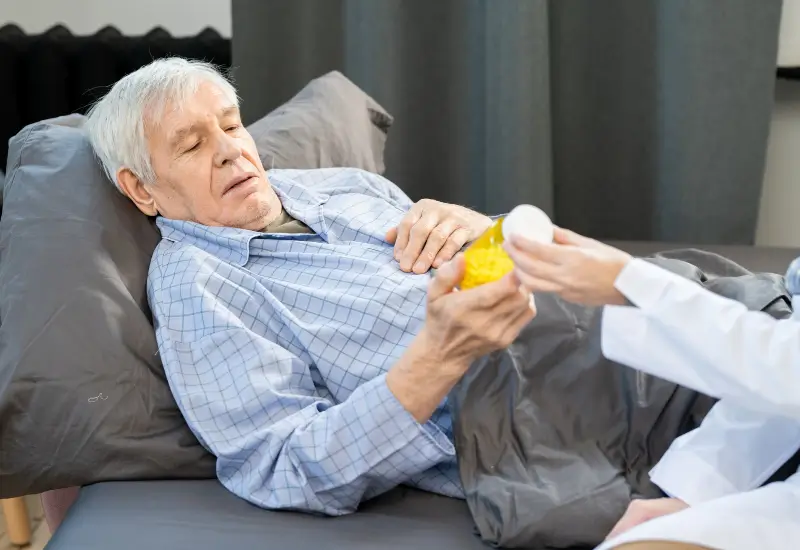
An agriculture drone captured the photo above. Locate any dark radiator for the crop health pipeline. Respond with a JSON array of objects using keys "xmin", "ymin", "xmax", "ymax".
[{"xmin": 0, "ymin": 24, "xmax": 231, "ymax": 170}]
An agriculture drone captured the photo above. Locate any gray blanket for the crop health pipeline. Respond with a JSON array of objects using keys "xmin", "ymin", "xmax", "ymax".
[{"xmin": 448, "ymin": 250, "xmax": 795, "ymax": 549}]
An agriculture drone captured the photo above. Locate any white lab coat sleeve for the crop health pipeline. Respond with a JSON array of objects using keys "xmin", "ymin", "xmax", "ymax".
[
  {"xmin": 648, "ymin": 399, "xmax": 800, "ymax": 505},
  {"xmin": 600, "ymin": 258, "xmax": 800, "ymax": 420}
]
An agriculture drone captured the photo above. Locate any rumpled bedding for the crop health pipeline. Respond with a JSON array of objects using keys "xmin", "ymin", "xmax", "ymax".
[{"xmin": 449, "ymin": 249, "xmax": 795, "ymax": 549}]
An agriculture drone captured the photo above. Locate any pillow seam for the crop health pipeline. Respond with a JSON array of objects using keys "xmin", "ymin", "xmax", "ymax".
[{"xmin": 4, "ymin": 125, "xmax": 37, "ymax": 197}]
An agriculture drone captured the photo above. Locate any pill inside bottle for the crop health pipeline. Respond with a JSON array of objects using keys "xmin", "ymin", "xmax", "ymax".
[{"xmin": 460, "ymin": 204, "xmax": 553, "ymax": 290}]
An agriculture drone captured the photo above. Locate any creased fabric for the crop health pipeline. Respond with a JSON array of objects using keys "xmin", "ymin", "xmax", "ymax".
[{"xmin": 449, "ymin": 250, "xmax": 796, "ymax": 549}]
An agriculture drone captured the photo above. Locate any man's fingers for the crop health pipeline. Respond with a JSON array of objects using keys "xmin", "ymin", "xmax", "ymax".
[
  {"xmin": 428, "ymin": 254, "xmax": 465, "ymax": 300},
  {"xmin": 499, "ymin": 298, "xmax": 537, "ymax": 346},
  {"xmin": 414, "ymin": 221, "xmax": 458, "ymax": 274},
  {"xmin": 400, "ymin": 212, "xmax": 438, "ymax": 271},
  {"xmin": 385, "ymin": 226, "xmax": 398, "ymax": 245},
  {"xmin": 433, "ymin": 227, "xmax": 471, "ymax": 269},
  {"xmin": 463, "ymin": 271, "xmax": 526, "ymax": 310},
  {"xmin": 393, "ymin": 206, "xmax": 423, "ymax": 259}
]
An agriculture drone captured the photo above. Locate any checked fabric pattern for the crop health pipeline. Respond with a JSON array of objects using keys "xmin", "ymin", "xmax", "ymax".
[{"xmin": 149, "ymin": 168, "xmax": 463, "ymax": 515}]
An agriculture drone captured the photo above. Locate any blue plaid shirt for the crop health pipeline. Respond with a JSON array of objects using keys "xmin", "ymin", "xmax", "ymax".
[{"xmin": 149, "ymin": 168, "xmax": 463, "ymax": 515}]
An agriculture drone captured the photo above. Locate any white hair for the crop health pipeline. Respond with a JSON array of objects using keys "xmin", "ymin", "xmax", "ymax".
[{"xmin": 84, "ymin": 57, "xmax": 238, "ymax": 190}]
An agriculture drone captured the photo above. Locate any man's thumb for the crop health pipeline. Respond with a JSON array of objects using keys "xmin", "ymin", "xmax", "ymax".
[{"xmin": 429, "ymin": 254, "xmax": 465, "ymax": 300}]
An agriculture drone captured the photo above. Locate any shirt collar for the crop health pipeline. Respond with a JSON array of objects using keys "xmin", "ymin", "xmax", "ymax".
[{"xmin": 155, "ymin": 174, "xmax": 328, "ymax": 267}]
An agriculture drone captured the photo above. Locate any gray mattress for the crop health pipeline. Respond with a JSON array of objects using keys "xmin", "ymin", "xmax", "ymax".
[
  {"xmin": 46, "ymin": 481, "xmax": 484, "ymax": 550},
  {"xmin": 45, "ymin": 242, "xmax": 800, "ymax": 550}
]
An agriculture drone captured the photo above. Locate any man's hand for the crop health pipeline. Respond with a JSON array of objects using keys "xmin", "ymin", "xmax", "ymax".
[
  {"xmin": 386, "ymin": 199, "xmax": 492, "ymax": 274},
  {"xmin": 386, "ymin": 254, "xmax": 536, "ymax": 422},
  {"xmin": 503, "ymin": 227, "xmax": 632, "ymax": 306},
  {"xmin": 606, "ymin": 498, "xmax": 689, "ymax": 540},
  {"xmin": 422, "ymin": 254, "xmax": 536, "ymax": 366}
]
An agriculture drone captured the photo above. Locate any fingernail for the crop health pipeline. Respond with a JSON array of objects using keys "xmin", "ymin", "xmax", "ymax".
[{"xmin": 413, "ymin": 261, "xmax": 425, "ymax": 272}]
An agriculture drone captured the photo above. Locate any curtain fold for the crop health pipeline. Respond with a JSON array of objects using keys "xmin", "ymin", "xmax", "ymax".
[{"xmin": 236, "ymin": 1, "xmax": 782, "ymax": 243}]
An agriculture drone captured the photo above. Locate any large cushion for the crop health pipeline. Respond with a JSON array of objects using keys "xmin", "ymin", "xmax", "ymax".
[
  {"xmin": 248, "ymin": 70, "xmax": 393, "ymax": 174},
  {"xmin": 0, "ymin": 73, "xmax": 393, "ymax": 498}
]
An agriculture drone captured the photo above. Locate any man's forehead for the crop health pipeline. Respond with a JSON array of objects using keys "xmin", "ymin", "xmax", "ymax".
[
  {"xmin": 169, "ymin": 102, "xmax": 239, "ymax": 123},
  {"xmin": 161, "ymin": 102, "xmax": 240, "ymax": 143}
]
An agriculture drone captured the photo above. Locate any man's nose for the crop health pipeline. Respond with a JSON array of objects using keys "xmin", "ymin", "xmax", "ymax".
[{"xmin": 213, "ymin": 131, "xmax": 242, "ymax": 166}]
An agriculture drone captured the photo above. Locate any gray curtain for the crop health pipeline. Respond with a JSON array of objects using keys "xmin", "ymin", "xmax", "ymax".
[{"xmin": 232, "ymin": 0, "xmax": 782, "ymax": 244}]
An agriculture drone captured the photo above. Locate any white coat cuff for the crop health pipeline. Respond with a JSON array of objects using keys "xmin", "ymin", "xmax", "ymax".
[{"xmin": 614, "ymin": 258, "xmax": 676, "ymax": 308}]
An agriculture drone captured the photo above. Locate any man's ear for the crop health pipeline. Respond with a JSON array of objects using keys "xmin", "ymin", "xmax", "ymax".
[{"xmin": 117, "ymin": 167, "xmax": 158, "ymax": 216}]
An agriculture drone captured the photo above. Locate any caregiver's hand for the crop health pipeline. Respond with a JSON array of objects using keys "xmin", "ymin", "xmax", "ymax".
[
  {"xmin": 503, "ymin": 227, "xmax": 632, "ymax": 306},
  {"xmin": 386, "ymin": 199, "xmax": 492, "ymax": 274},
  {"xmin": 606, "ymin": 498, "xmax": 689, "ymax": 540}
]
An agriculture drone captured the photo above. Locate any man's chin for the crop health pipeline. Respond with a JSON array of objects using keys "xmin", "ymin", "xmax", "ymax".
[{"xmin": 232, "ymin": 199, "xmax": 279, "ymax": 231}]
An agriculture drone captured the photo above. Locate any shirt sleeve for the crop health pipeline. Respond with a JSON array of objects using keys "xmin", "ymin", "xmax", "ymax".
[
  {"xmin": 149, "ymin": 253, "xmax": 455, "ymax": 516},
  {"xmin": 601, "ymin": 258, "xmax": 800, "ymax": 420},
  {"xmin": 649, "ymin": 399, "xmax": 800, "ymax": 505}
]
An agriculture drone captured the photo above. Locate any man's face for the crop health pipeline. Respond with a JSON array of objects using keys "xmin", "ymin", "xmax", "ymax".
[{"xmin": 128, "ymin": 81, "xmax": 281, "ymax": 230}]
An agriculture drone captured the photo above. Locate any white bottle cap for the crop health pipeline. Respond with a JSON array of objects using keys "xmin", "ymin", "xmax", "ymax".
[{"xmin": 502, "ymin": 204, "xmax": 554, "ymax": 244}]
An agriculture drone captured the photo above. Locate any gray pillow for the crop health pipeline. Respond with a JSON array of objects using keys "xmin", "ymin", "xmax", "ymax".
[
  {"xmin": 0, "ymin": 73, "xmax": 393, "ymax": 497},
  {"xmin": 249, "ymin": 70, "xmax": 393, "ymax": 174},
  {"xmin": 0, "ymin": 119, "xmax": 213, "ymax": 498}
]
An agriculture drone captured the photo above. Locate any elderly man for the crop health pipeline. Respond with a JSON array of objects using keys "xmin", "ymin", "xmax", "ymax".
[
  {"xmin": 85, "ymin": 58, "xmax": 775, "ymax": 550},
  {"xmin": 85, "ymin": 58, "xmax": 535, "ymax": 515}
]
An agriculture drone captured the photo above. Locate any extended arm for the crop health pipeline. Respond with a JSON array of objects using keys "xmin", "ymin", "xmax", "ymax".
[
  {"xmin": 603, "ymin": 258, "xmax": 800, "ymax": 420},
  {"xmin": 150, "ymin": 256, "xmax": 456, "ymax": 516}
]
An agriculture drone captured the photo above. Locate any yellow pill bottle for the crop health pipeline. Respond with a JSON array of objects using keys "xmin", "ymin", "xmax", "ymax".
[{"xmin": 461, "ymin": 204, "xmax": 553, "ymax": 290}]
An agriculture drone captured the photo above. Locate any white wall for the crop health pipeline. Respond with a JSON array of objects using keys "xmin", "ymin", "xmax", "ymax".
[
  {"xmin": 779, "ymin": 0, "xmax": 800, "ymax": 67},
  {"xmin": 757, "ymin": 0, "xmax": 800, "ymax": 247},
  {"xmin": 1, "ymin": 0, "xmax": 231, "ymax": 37},
  {"xmin": 757, "ymin": 80, "xmax": 800, "ymax": 247}
]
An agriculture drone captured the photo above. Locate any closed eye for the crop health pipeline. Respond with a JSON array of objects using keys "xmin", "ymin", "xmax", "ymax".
[
  {"xmin": 225, "ymin": 125, "xmax": 241, "ymax": 132},
  {"xmin": 184, "ymin": 141, "xmax": 201, "ymax": 153}
]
